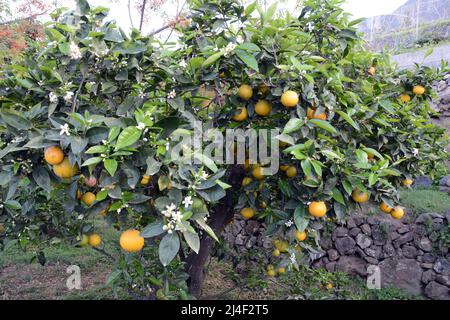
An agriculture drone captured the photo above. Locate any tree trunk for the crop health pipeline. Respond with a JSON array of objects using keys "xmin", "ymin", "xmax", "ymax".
[{"xmin": 185, "ymin": 165, "xmax": 244, "ymax": 297}]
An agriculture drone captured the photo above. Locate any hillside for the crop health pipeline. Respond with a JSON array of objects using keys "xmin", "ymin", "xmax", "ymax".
[{"xmin": 358, "ymin": 0, "xmax": 450, "ymax": 51}]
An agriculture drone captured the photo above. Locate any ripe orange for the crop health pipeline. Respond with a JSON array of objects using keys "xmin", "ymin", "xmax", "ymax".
[
  {"xmin": 412, "ymin": 85, "xmax": 425, "ymax": 96},
  {"xmin": 120, "ymin": 229, "xmax": 145, "ymax": 253},
  {"xmin": 242, "ymin": 177, "xmax": 253, "ymax": 187},
  {"xmin": 277, "ymin": 267, "xmax": 286, "ymax": 274},
  {"xmin": 352, "ymin": 189, "xmax": 369, "ymax": 203},
  {"xmin": 367, "ymin": 153, "xmax": 374, "ymax": 161},
  {"xmin": 285, "ymin": 166, "xmax": 297, "ymax": 178},
  {"xmin": 252, "ymin": 166, "xmax": 265, "ymax": 180},
  {"xmin": 400, "ymin": 93, "xmax": 411, "ymax": 103},
  {"xmin": 232, "ymin": 107, "xmax": 248, "ymax": 121},
  {"xmin": 240, "ymin": 207, "xmax": 255, "ymax": 219},
  {"xmin": 53, "ymin": 157, "xmax": 78, "ymax": 178},
  {"xmin": 295, "ymin": 230, "xmax": 307, "ymax": 241},
  {"xmin": 309, "ymin": 201, "xmax": 327, "ymax": 218},
  {"xmin": 368, "ymin": 66, "xmax": 376, "ymax": 75},
  {"xmin": 0, "ymin": 223, "xmax": 5, "ymax": 234},
  {"xmin": 281, "ymin": 90, "xmax": 299, "ymax": 108},
  {"xmin": 260, "ymin": 201, "xmax": 267, "ymax": 209},
  {"xmin": 76, "ymin": 189, "xmax": 82, "ymax": 200},
  {"xmin": 81, "ymin": 192, "xmax": 96, "ymax": 206},
  {"xmin": 391, "ymin": 206, "xmax": 404, "ymax": 220},
  {"xmin": 307, "ymin": 107, "xmax": 326, "ymax": 120},
  {"xmin": 44, "ymin": 146, "xmax": 64, "ymax": 165},
  {"xmin": 326, "ymin": 283, "xmax": 333, "ymax": 290},
  {"xmin": 380, "ymin": 202, "xmax": 392, "ymax": 213},
  {"xmin": 141, "ymin": 174, "xmax": 151, "ymax": 185},
  {"xmin": 280, "ymin": 165, "xmax": 290, "ymax": 171},
  {"xmin": 238, "ymin": 84, "xmax": 253, "ymax": 100},
  {"xmin": 403, "ymin": 179, "xmax": 413, "ymax": 187},
  {"xmin": 254, "ymin": 100, "xmax": 272, "ymax": 116},
  {"xmin": 272, "ymin": 249, "xmax": 281, "ymax": 257},
  {"xmin": 88, "ymin": 234, "xmax": 102, "ymax": 247}
]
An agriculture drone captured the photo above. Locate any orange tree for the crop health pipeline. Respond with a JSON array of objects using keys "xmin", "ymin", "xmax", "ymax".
[{"xmin": 0, "ymin": 0, "xmax": 448, "ymax": 298}]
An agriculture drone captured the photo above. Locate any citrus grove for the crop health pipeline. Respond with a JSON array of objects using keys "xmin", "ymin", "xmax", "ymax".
[{"xmin": 0, "ymin": 0, "xmax": 449, "ymax": 299}]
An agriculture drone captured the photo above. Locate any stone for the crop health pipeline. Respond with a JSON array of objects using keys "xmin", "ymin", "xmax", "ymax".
[
  {"xmin": 245, "ymin": 220, "xmax": 260, "ymax": 235},
  {"xmin": 235, "ymin": 234, "xmax": 245, "ymax": 246},
  {"xmin": 360, "ymin": 224, "xmax": 372, "ymax": 236},
  {"xmin": 364, "ymin": 257, "xmax": 379, "ymax": 265},
  {"xmin": 319, "ymin": 237, "xmax": 333, "ymax": 250},
  {"xmin": 422, "ymin": 270, "xmax": 436, "ymax": 284},
  {"xmin": 390, "ymin": 231, "xmax": 400, "ymax": 241},
  {"xmin": 424, "ymin": 281, "xmax": 450, "ymax": 300},
  {"xmin": 366, "ymin": 216, "xmax": 378, "ymax": 226},
  {"xmin": 355, "ymin": 247, "xmax": 367, "ymax": 258},
  {"xmin": 371, "ymin": 226, "xmax": 387, "ymax": 245},
  {"xmin": 231, "ymin": 221, "xmax": 243, "ymax": 236},
  {"xmin": 433, "ymin": 258, "xmax": 450, "ymax": 275},
  {"xmin": 327, "ymin": 249, "xmax": 339, "ymax": 261},
  {"xmin": 311, "ymin": 259, "xmax": 324, "ymax": 269},
  {"xmin": 332, "ymin": 227, "xmax": 348, "ymax": 240},
  {"xmin": 422, "ymin": 253, "xmax": 437, "ymax": 263},
  {"xmin": 347, "ymin": 219, "xmax": 356, "ymax": 229},
  {"xmin": 436, "ymin": 275, "xmax": 450, "ymax": 286},
  {"xmin": 413, "ymin": 175, "xmax": 432, "ymax": 188},
  {"xmin": 402, "ymin": 245, "xmax": 418, "ymax": 259},
  {"xmin": 335, "ymin": 236, "xmax": 356, "ymax": 255},
  {"xmin": 445, "ymin": 210, "xmax": 450, "ymax": 223},
  {"xmin": 349, "ymin": 227, "xmax": 361, "ymax": 237},
  {"xmin": 325, "ymin": 262, "xmax": 336, "ymax": 272},
  {"xmin": 246, "ymin": 236, "xmax": 257, "ymax": 248},
  {"xmin": 439, "ymin": 186, "xmax": 450, "ymax": 193},
  {"xmin": 397, "ymin": 226, "xmax": 410, "ymax": 234},
  {"xmin": 356, "ymin": 233, "xmax": 372, "ymax": 249},
  {"xmin": 365, "ymin": 247, "xmax": 379, "ymax": 259},
  {"xmin": 415, "ymin": 213, "xmax": 433, "ymax": 224},
  {"xmin": 379, "ymin": 258, "xmax": 423, "ymax": 296},
  {"xmin": 335, "ymin": 256, "xmax": 367, "ymax": 276},
  {"xmin": 439, "ymin": 175, "xmax": 450, "ymax": 187},
  {"xmin": 421, "ymin": 263, "xmax": 434, "ymax": 269},
  {"xmin": 413, "ymin": 225, "xmax": 427, "ymax": 237},
  {"xmin": 417, "ymin": 237, "xmax": 433, "ymax": 252},
  {"xmin": 353, "ymin": 216, "xmax": 366, "ymax": 226},
  {"xmin": 437, "ymin": 80, "xmax": 447, "ymax": 91},
  {"xmin": 383, "ymin": 244, "xmax": 396, "ymax": 258},
  {"xmin": 393, "ymin": 232, "xmax": 413, "ymax": 248}
]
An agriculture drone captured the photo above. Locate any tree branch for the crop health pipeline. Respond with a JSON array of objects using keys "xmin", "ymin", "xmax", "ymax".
[
  {"xmin": 0, "ymin": 11, "xmax": 48, "ymax": 26},
  {"xmin": 139, "ymin": 0, "xmax": 147, "ymax": 32}
]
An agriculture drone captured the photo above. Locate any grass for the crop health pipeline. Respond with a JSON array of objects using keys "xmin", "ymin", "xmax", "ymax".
[{"xmin": 399, "ymin": 187, "xmax": 450, "ymax": 214}]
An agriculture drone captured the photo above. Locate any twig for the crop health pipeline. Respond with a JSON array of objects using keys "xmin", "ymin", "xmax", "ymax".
[
  {"xmin": 92, "ymin": 247, "xmax": 116, "ymax": 261},
  {"xmin": 128, "ymin": 0, "xmax": 134, "ymax": 29},
  {"xmin": 0, "ymin": 11, "xmax": 48, "ymax": 25},
  {"xmin": 139, "ymin": 0, "xmax": 147, "ymax": 32},
  {"xmin": 72, "ymin": 76, "xmax": 86, "ymax": 113}
]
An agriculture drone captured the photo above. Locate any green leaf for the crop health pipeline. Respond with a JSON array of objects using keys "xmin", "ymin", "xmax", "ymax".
[
  {"xmin": 194, "ymin": 217, "xmax": 218, "ymax": 242},
  {"xmin": 294, "ymin": 205, "xmax": 309, "ymax": 233},
  {"xmin": 283, "ymin": 118, "xmax": 303, "ymax": 134},
  {"xmin": 332, "ymin": 188, "xmax": 345, "ymax": 205},
  {"xmin": 159, "ymin": 233, "xmax": 180, "ymax": 266},
  {"xmin": 96, "ymin": 189, "xmax": 108, "ymax": 201},
  {"xmin": 81, "ymin": 157, "xmax": 103, "ymax": 167},
  {"xmin": 368, "ymin": 173, "xmax": 378, "ymax": 186},
  {"xmin": 106, "ymin": 270, "xmax": 122, "ymax": 286},
  {"xmin": 235, "ymin": 49, "xmax": 259, "ymax": 72},
  {"xmin": 85, "ymin": 145, "xmax": 108, "ymax": 154},
  {"xmin": 202, "ymin": 52, "xmax": 223, "ymax": 67},
  {"xmin": 32, "ymin": 167, "xmax": 51, "ymax": 192},
  {"xmin": 336, "ymin": 110, "xmax": 360, "ymax": 131},
  {"xmin": 141, "ymin": 221, "xmax": 165, "ymax": 238},
  {"xmin": 309, "ymin": 119, "xmax": 337, "ymax": 134},
  {"xmin": 378, "ymin": 99, "xmax": 395, "ymax": 114},
  {"xmin": 183, "ymin": 231, "xmax": 200, "ymax": 254},
  {"xmin": 108, "ymin": 126, "xmax": 121, "ymax": 142},
  {"xmin": 301, "ymin": 159, "xmax": 312, "ymax": 177},
  {"xmin": 193, "ymin": 152, "xmax": 218, "ymax": 172},
  {"xmin": 114, "ymin": 126, "xmax": 141, "ymax": 150},
  {"xmin": 104, "ymin": 158, "xmax": 118, "ymax": 176}
]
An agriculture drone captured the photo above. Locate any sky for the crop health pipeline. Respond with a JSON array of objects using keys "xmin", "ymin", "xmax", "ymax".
[{"xmin": 7, "ymin": 0, "xmax": 410, "ymax": 34}]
